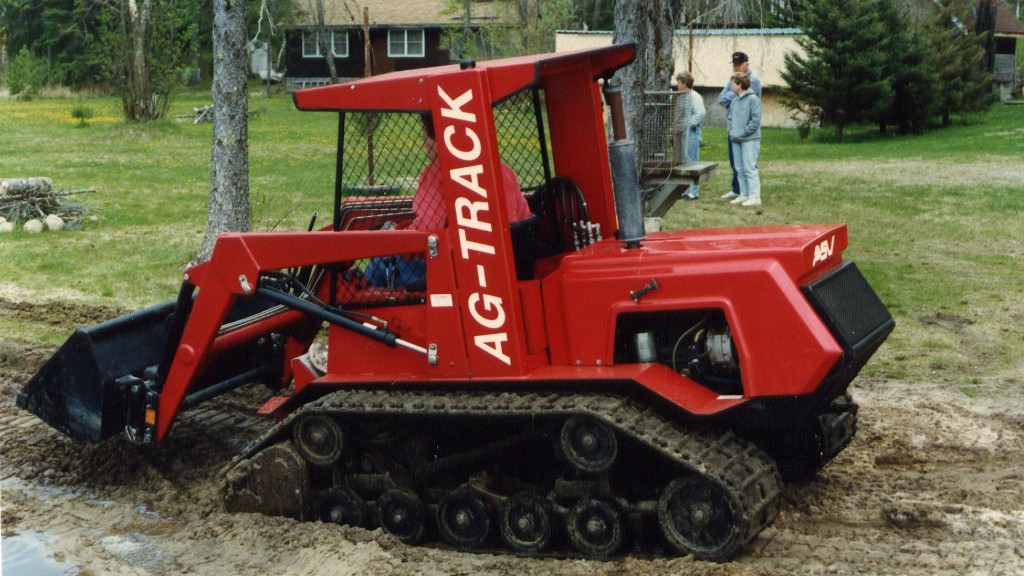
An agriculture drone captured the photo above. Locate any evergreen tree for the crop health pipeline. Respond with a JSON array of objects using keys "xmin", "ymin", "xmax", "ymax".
[
  {"xmin": 872, "ymin": 0, "xmax": 938, "ymax": 134},
  {"xmin": 0, "ymin": 0, "xmax": 107, "ymax": 88},
  {"xmin": 5, "ymin": 46, "xmax": 48, "ymax": 98},
  {"xmin": 923, "ymin": 0, "xmax": 995, "ymax": 126},
  {"xmin": 779, "ymin": 0, "xmax": 892, "ymax": 140}
]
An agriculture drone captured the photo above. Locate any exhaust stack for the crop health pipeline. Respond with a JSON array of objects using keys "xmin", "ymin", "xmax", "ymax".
[{"xmin": 603, "ymin": 80, "xmax": 645, "ymax": 249}]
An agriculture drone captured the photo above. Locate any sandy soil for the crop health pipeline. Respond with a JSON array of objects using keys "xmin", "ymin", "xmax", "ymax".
[{"xmin": 1, "ymin": 300, "xmax": 1023, "ymax": 575}]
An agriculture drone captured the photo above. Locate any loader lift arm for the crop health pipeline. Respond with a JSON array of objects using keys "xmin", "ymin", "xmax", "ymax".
[{"xmin": 154, "ymin": 229, "xmax": 433, "ymax": 441}]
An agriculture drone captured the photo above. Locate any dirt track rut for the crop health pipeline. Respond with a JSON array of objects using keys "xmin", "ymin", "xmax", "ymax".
[{"xmin": 2, "ymin": 335, "xmax": 1023, "ymax": 575}]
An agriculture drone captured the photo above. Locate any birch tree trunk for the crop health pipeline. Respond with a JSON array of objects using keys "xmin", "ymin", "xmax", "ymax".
[
  {"xmin": 126, "ymin": 0, "xmax": 154, "ymax": 119},
  {"xmin": 196, "ymin": 0, "xmax": 250, "ymax": 264}
]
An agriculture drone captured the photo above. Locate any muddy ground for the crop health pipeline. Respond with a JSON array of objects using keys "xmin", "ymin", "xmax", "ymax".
[{"xmin": 1, "ymin": 299, "xmax": 1023, "ymax": 575}]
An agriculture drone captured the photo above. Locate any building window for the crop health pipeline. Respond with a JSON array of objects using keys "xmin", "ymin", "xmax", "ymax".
[
  {"xmin": 388, "ymin": 29, "xmax": 425, "ymax": 58},
  {"xmin": 302, "ymin": 30, "xmax": 320, "ymax": 57},
  {"xmin": 302, "ymin": 30, "xmax": 349, "ymax": 58},
  {"xmin": 332, "ymin": 31, "xmax": 349, "ymax": 57}
]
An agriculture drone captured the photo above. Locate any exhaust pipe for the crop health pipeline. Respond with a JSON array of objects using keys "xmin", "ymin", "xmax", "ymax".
[{"xmin": 603, "ymin": 79, "xmax": 645, "ymax": 249}]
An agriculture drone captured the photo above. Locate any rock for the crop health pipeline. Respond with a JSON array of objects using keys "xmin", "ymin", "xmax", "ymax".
[
  {"xmin": 0, "ymin": 216, "xmax": 7, "ymax": 224},
  {"xmin": 23, "ymin": 219, "xmax": 44, "ymax": 233},
  {"xmin": 0, "ymin": 221, "xmax": 13, "ymax": 233},
  {"xmin": 44, "ymin": 214, "xmax": 66, "ymax": 231}
]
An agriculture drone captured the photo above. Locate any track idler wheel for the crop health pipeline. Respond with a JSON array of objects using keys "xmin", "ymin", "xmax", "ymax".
[
  {"xmin": 223, "ymin": 442, "xmax": 310, "ymax": 520},
  {"xmin": 292, "ymin": 413, "xmax": 344, "ymax": 467},
  {"xmin": 437, "ymin": 488, "xmax": 492, "ymax": 549},
  {"xmin": 560, "ymin": 417, "xmax": 618, "ymax": 473},
  {"xmin": 657, "ymin": 475, "xmax": 742, "ymax": 561},
  {"xmin": 566, "ymin": 498, "xmax": 623, "ymax": 557},
  {"xmin": 499, "ymin": 492, "xmax": 554, "ymax": 553},
  {"xmin": 318, "ymin": 487, "xmax": 364, "ymax": 527},
  {"xmin": 375, "ymin": 489, "xmax": 427, "ymax": 544}
]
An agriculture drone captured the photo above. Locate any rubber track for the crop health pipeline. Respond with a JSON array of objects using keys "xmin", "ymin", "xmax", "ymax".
[{"xmin": 227, "ymin": 388, "xmax": 784, "ymax": 549}]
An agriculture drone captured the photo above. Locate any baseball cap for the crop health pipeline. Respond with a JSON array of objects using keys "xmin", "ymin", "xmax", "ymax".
[{"xmin": 731, "ymin": 51, "xmax": 749, "ymax": 65}]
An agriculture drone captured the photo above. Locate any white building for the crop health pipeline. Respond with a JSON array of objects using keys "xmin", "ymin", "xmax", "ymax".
[{"xmin": 556, "ymin": 29, "xmax": 806, "ymax": 127}]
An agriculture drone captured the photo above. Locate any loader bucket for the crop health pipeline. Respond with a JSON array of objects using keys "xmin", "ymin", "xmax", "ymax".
[{"xmin": 16, "ymin": 300, "xmax": 176, "ymax": 443}]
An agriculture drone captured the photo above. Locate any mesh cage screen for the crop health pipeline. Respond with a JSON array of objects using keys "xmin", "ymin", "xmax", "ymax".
[
  {"xmin": 803, "ymin": 262, "xmax": 893, "ymax": 352},
  {"xmin": 331, "ymin": 88, "xmax": 551, "ymax": 306},
  {"xmin": 638, "ymin": 90, "xmax": 679, "ymax": 170},
  {"xmin": 492, "ymin": 89, "xmax": 551, "ymax": 192}
]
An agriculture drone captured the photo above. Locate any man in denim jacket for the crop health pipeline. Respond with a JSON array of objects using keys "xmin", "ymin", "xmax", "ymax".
[{"xmin": 718, "ymin": 52, "xmax": 761, "ymax": 201}]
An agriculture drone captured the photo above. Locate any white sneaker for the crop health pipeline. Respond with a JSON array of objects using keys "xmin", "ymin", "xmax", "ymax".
[
  {"xmin": 741, "ymin": 198, "xmax": 762, "ymax": 207},
  {"xmin": 720, "ymin": 191, "xmax": 740, "ymax": 200},
  {"xmin": 730, "ymin": 196, "xmax": 748, "ymax": 205}
]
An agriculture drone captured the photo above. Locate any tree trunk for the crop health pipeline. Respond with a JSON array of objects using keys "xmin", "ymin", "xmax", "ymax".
[
  {"xmin": 517, "ymin": 0, "xmax": 529, "ymax": 30},
  {"xmin": 611, "ymin": 0, "xmax": 681, "ymax": 145},
  {"xmin": 196, "ymin": 0, "xmax": 250, "ymax": 264},
  {"xmin": 315, "ymin": 0, "xmax": 339, "ymax": 83},
  {"xmin": 127, "ymin": 0, "xmax": 154, "ymax": 119}
]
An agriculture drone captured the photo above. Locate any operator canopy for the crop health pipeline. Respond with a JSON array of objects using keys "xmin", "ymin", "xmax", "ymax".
[{"xmin": 293, "ymin": 44, "xmax": 636, "ymax": 112}]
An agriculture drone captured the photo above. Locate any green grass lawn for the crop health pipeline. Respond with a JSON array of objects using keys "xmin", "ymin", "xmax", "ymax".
[{"xmin": 2, "ymin": 92, "xmax": 1022, "ymax": 395}]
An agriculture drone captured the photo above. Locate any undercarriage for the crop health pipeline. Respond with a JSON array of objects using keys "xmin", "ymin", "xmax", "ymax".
[{"xmin": 223, "ymin": 389, "xmax": 783, "ymax": 561}]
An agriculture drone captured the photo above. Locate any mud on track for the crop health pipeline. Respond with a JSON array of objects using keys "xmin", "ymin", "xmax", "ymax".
[{"xmin": 2, "ymin": 334, "xmax": 1023, "ymax": 575}]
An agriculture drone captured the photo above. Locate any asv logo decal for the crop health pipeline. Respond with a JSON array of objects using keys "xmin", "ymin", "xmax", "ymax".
[{"xmin": 812, "ymin": 236, "xmax": 835, "ymax": 267}]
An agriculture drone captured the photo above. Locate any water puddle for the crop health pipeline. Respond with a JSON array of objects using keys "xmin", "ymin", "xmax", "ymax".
[{"xmin": 1, "ymin": 530, "xmax": 77, "ymax": 576}]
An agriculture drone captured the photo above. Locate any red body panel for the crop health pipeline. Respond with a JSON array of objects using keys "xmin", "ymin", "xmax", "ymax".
[{"xmin": 547, "ymin": 225, "xmax": 847, "ymax": 400}]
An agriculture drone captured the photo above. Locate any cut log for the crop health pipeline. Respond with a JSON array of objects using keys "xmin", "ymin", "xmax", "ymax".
[{"xmin": 0, "ymin": 177, "xmax": 53, "ymax": 196}]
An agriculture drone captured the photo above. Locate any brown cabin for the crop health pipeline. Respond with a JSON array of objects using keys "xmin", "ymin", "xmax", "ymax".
[
  {"xmin": 284, "ymin": 0, "xmax": 505, "ymax": 91},
  {"xmin": 972, "ymin": 0, "xmax": 1024, "ymax": 99}
]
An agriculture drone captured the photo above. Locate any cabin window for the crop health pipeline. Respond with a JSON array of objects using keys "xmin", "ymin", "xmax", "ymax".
[
  {"xmin": 302, "ymin": 30, "xmax": 349, "ymax": 58},
  {"xmin": 388, "ymin": 29, "xmax": 425, "ymax": 58}
]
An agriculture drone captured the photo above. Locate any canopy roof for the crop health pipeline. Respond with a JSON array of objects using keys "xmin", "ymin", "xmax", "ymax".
[{"xmin": 293, "ymin": 44, "xmax": 636, "ymax": 112}]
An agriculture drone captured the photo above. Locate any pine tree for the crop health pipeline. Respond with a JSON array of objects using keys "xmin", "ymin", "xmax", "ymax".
[
  {"xmin": 923, "ymin": 0, "xmax": 995, "ymax": 126},
  {"xmin": 871, "ymin": 0, "xmax": 938, "ymax": 134},
  {"xmin": 779, "ymin": 0, "xmax": 893, "ymax": 141}
]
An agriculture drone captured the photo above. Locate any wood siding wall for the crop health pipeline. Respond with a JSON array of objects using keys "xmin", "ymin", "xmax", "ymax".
[{"xmin": 285, "ymin": 27, "xmax": 452, "ymax": 81}]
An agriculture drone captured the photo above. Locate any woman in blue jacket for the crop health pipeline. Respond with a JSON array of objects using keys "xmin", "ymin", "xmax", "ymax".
[{"xmin": 727, "ymin": 73, "xmax": 762, "ymax": 207}]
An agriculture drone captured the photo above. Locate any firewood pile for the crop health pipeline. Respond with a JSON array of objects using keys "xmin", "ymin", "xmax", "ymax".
[
  {"xmin": 176, "ymin": 105, "xmax": 262, "ymax": 124},
  {"xmin": 0, "ymin": 177, "xmax": 95, "ymax": 232},
  {"xmin": 178, "ymin": 104, "xmax": 214, "ymax": 123}
]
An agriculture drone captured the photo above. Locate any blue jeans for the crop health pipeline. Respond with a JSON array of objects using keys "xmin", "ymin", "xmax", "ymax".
[
  {"xmin": 364, "ymin": 256, "xmax": 427, "ymax": 289},
  {"xmin": 685, "ymin": 126, "xmax": 702, "ymax": 197},
  {"xmin": 730, "ymin": 139, "xmax": 760, "ymax": 200},
  {"xmin": 727, "ymin": 133, "xmax": 740, "ymax": 195}
]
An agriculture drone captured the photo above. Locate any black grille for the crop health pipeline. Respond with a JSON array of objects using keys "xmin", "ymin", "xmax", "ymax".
[{"xmin": 803, "ymin": 262, "xmax": 894, "ymax": 353}]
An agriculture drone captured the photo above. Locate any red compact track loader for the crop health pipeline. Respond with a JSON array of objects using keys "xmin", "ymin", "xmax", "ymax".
[{"xmin": 19, "ymin": 44, "xmax": 893, "ymax": 560}]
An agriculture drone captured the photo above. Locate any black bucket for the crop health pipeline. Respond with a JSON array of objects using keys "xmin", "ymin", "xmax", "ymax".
[{"xmin": 16, "ymin": 300, "xmax": 175, "ymax": 443}]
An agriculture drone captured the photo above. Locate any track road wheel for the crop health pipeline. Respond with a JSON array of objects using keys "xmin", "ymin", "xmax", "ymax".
[
  {"xmin": 292, "ymin": 413, "xmax": 344, "ymax": 467},
  {"xmin": 499, "ymin": 492, "xmax": 554, "ymax": 553},
  {"xmin": 437, "ymin": 488, "xmax": 491, "ymax": 549},
  {"xmin": 318, "ymin": 487, "xmax": 364, "ymax": 527},
  {"xmin": 375, "ymin": 489, "xmax": 427, "ymax": 544},
  {"xmin": 560, "ymin": 417, "xmax": 618, "ymax": 473},
  {"xmin": 566, "ymin": 498, "xmax": 623, "ymax": 557},
  {"xmin": 658, "ymin": 475, "xmax": 742, "ymax": 561}
]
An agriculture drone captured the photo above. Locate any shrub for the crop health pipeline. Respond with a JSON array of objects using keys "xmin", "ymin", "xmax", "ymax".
[
  {"xmin": 6, "ymin": 47, "xmax": 48, "ymax": 99},
  {"xmin": 71, "ymin": 105, "xmax": 95, "ymax": 127}
]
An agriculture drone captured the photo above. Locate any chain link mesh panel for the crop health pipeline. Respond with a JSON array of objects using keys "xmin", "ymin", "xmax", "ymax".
[
  {"xmin": 638, "ymin": 90, "xmax": 681, "ymax": 171},
  {"xmin": 330, "ymin": 88, "xmax": 552, "ymax": 307},
  {"xmin": 493, "ymin": 89, "xmax": 551, "ymax": 192}
]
